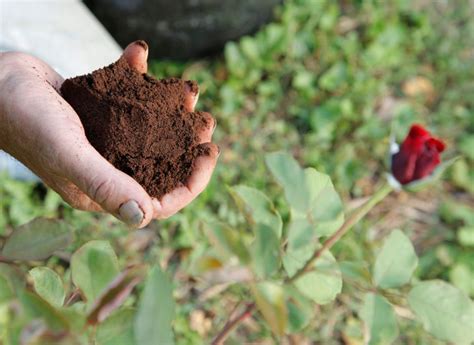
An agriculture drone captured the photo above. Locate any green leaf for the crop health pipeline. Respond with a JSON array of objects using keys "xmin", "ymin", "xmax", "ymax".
[
  {"xmin": 265, "ymin": 154, "xmax": 344, "ymax": 250},
  {"xmin": 252, "ymin": 282, "xmax": 287, "ymax": 336},
  {"xmin": 284, "ymin": 245, "xmax": 342, "ymax": 304},
  {"xmin": 339, "ymin": 261, "xmax": 372, "ymax": 283},
  {"xmin": 449, "ymin": 263, "xmax": 474, "ymax": 297},
  {"xmin": 458, "ymin": 226, "xmax": 474, "ymax": 247},
  {"xmin": 360, "ymin": 293, "xmax": 399, "ymax": 345},
  {"xmin": 404, "ymin": 157, "xmax": 460, "ymax": 192},
  {"xmin": 61, "ymin": 306, "xmax": 87, "ymax": 332},
  {"xmin": 87, "ymin": 266, "xmax": 145, "ymax": 324},
  {"xmin": 286, "ymin": 217, "xmax": 314, "ymax": 250},
  {"xmin": 285, "ymin": 168, "xmax": 344, "ymax": 250},
  {"xmin": 265, "ymin": 152, "xmax": 309, "ymax": 212},
  {"xmin": 0, "ymin": 275, "xmax": 13, "ymax": 303},
  {"xmin": 71, "ymin": 241, "xmax": 120, "ymax": 304},
  {"xmin": 97, "ymin": 309, "xmax": 136, "ymax": 345},
  {"xmin": 283, "ymin": 242, "xmax": 314, "ymax": 277},
  {"xmin": 373, "ymin": 230, "xmax": 418, "ymax": 288},
  {"xmin": 408, "ymin": 280, "xmax": 474, "ymax": 344},
  {"xmin": 252, "ymin": 223, "xmax": 280, "ymax": 278},
  {"xmin": 29, "ymin": 267, "xmax": 65, "ymax": 308},
  {"xmin": 205, "ymin": 223, "xmax": 250, "ymax": 264},
  {"xmin": 286, "ymin": 286, "xmax": 313, "ymax": 333},
  {"xmin": 305, "ymin": 168, "xmax": 344, "ymax": 237},
  {"xmin": 18, "ymin": 290, "xmax": 69, "ymax": 332},
  {"xmin": 230, "ymin": 185, "xmax": 282, "ymax": 237},
  {"xmin": 134, "ymin": 266, "xmax": 175, "ymax": 345},
  {"xmin": 319, "ymin": 62, "xmax": 348, "ymax": 91},
  {"xmin": 0, "ymin": 262, "xmax": 25, "ymax": 291},
  {"xmin": 1, "ymin": 218, "xmax": 73, "ymax": 261}
]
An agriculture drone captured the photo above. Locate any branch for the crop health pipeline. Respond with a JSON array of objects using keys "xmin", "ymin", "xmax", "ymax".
[
  {"xmin": 286, "ymin": 182, "xmax": 393, "ymax": 283},
  {"xmin": 211, "ymin": 302, "xmax": 255, "ymax": 345}
]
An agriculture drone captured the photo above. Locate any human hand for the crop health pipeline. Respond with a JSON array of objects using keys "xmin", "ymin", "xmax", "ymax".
[{"xmin": 0, "ymin": 41, "xmax": 218, "ymax": 228}]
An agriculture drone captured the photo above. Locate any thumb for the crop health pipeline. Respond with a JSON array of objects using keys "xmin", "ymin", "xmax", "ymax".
[{"xmin": 60, "ymin": 144, "xmax": 154, "ymax": 228}]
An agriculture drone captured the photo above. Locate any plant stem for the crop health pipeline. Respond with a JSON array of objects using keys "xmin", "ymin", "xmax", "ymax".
[
  {"xmin": 211, "ymin": 302, "xmax": 255, "ymax": 345},
  {"xmin": 287, "ymin": 182, "xmax": 393, "ymax": 284}
]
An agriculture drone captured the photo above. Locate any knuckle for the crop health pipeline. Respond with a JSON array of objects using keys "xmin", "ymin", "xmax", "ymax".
[{"xmin": 88, "ymin": 176, "xmax": 116, "ymax": 206}]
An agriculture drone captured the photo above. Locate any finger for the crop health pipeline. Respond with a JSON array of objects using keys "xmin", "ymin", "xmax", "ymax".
[
  {"xmin": 59, "ymin": 144, "xmax": 155, "ymax": 228},
  {"xmin": 186, "ymin": 143, "xmax": 219, "ymax": 194},
  {"xmin": 195, "ymin": 112, "xmax": 216, "ymax": 143},
  {"xmin": 153, "ymin": 143, "xmax": 219, "ymax": 219},
  {"xmin": 184, "ymin": 82, "xmax": 199, "ymax": 112},
  {"xmin": 122, "ymin": 40, "xmax": 148, "ymax": 74},
  {"xmin": 152, "ymin": 186, "xmax": 193, "ymax": 219}
]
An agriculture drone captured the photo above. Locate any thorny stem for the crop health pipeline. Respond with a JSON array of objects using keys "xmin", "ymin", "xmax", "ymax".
[
  {"xmin": 286, "ymin": 182, "xmax": 393, "ymax": 284},
  {"xmin": 211, "ymin": 302, "xmax": 255, "ymax": 345}
]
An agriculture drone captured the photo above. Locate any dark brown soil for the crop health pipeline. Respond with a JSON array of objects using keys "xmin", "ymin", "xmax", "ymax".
[{"xmin": 60, "ymin": 57, "xmax": 211, "ymax": 199}]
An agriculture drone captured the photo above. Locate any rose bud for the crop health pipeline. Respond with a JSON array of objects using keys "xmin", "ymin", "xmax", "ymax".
[{"xmin": 391, "ymin": 124, "xmax": 446, "ymax": 185}]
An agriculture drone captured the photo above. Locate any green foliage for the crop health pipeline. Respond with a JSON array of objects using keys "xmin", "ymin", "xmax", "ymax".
[
  {"xmin": 360, "ymin": 293, "xmax": 398, "ymax": 345},
  {"xmin": 96, "ymin": 309, "xmax": 135, "ymax": 345},
  {"xmin": 1, "ymin": 218, "xmax": 73, "ymax": 261},
  {"xmin": 70, "ymin": 241, "xmax": 119, "ymax": 305},
  {"xmin": 230, "ymin": 185, "xmax": 282, "ymax": 237},
  {"xmin": 287, "ymin": 248, "xmax": 342, "ymax": 305},
  {"xmin": 18, "ymin": 290, "xmax": 70, "ymax": 332},
  {"xmin": 266, "ymin": 153, "xmax": 344, "ymax": 251},
  {"xmin": 86, "ymin": 267, "xmax": 144, "ymax": 325},
  {"xmin": 252, "ymin": 282, "xmax": 287, "ymax": 336},
  {"xmin": 373, "ymin": 229, "xmax": 418, "ymax": 288},
  {"xmin": 285, "ymin": 286, "xmax": 313, "ymax": 333},
  {"xmin": 252, "ymin": 223, "xmax": 280, "ymax": 278},
  {"xmin": 29, "ymin": 267, "xmax": 65, "ymax": 308},
  {"xmin": 265, "ymin": 152, "xmax": 309, "ymax": 212},
  {"xmin": 1, "ymin": 0, "xmax": 473, "ymax": 343},
  {"xmin": 408, "ymin": 280, "xmax": 474, "ymax": 344},
  {"xmin": 205, "ymin": 222, "xmax": 250, "ymax": 263},
  {"xmin": 135, "ymin": 266, "xmax": 175, "ymax": 345}
]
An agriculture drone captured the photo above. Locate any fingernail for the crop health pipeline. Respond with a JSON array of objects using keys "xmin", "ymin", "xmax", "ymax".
[
  {"xmin": 217, "ymin": 145, "xmax": 221, "ymax": 158},
  {"xmin": 119, "ymin": 200, "xmax": 144, "ymax": 227},
  {"xmin": 212, "ymin": 118, "xmax": 217, "ymax": 133},
  {"xmin": 185, "ymin": 81, "xmax": 199, "ymax": 96},
  {"xmin": 134, "ymin": 40, "xmax": 148, "ymax": 52}
]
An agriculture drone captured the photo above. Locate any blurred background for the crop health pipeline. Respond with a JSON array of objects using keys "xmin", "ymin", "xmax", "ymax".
[{"xmin": 1, "ymin": 0, "xmax": 473, "ymax": 343}]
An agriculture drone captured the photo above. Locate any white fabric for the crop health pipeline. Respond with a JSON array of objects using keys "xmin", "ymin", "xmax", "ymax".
[{"xmin": 0, "ymin": 0, "xmax": 122, "ymax": 180}]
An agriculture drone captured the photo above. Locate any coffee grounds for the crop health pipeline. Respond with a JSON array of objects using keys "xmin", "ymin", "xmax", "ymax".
[{"xmin": 60, "ymin": 57, "xmax": 211, "ymax": 199}]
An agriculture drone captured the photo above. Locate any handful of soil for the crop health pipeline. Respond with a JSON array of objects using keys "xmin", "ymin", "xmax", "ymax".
[{"xmin": 60, "ymin": 58, "xmax": 211, "ymax": 199}]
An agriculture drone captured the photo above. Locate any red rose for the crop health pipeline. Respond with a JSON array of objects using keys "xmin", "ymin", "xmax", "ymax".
[{"xmin": 391, "ymin": 124, "xmax": 446, "ymax": 185}]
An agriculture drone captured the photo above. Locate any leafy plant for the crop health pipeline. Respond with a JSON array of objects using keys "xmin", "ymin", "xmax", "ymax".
[
  {"xmin": 1, "ymin": 0, "xmax": 473, "ymax": 343},
  {"xmin": 0, "ymin": 222, "xmax": 172, "ymax": 344}
]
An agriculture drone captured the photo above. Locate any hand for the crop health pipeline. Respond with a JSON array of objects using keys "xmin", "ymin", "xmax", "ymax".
[{"xmin": 0, "ymin": 41, "xmax": 218, "ymax": 228}]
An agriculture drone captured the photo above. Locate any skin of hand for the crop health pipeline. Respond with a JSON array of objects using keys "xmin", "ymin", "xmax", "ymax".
[{"xmin": 0, "ymin": 41, "xmax": 218, "ymax": 228}]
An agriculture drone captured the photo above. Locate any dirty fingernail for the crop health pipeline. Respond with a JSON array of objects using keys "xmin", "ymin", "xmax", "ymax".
[
  {"xmin": 185, "ymin": 81, "xmax": 199, "ymax": 96},
  {"xmin": 119, "ymin": 200, "xmax": 144, "ymax": 227},
  {"xmin": 134, "ymin": 40, "xmax": 148, "ymax": 52}
]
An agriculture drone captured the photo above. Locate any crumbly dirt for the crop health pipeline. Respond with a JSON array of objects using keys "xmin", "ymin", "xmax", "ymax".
[{"xmin": 61, "ymin": 57, "xmax": 211, "ymax": 199}]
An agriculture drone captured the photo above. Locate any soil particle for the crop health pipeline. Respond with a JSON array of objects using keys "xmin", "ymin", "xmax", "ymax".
[{"xmin": 61, "ymin": 57, "xmax": 211, "ymax": 199}]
